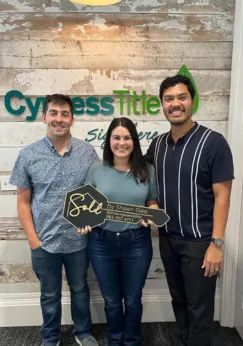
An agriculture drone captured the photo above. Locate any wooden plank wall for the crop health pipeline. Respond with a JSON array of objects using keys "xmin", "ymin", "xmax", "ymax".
[{"xmin": 0, "ymin": 0, "xmax": 235, "ymax": 297}]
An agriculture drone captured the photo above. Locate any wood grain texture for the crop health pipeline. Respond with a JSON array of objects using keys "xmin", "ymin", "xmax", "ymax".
[
  {"xmin": 0, "ymin": 0, "xmax": 235, "ymax": 14},
  {"xmin": 0, "ymin": 219, "xmax": 23, "ymax": 240},
  {"xmin": 0, "ymin": 259, "xmax": 165, "ymax": 283},
  {"xmin": 0, "ymin": 41, "xmax": 232, "ymax": 70},
  {"xmin": 0, "ymin": 0, "xmax": 233, "ymax": 304},
  {"xmin": 0, "ymin": 13, "xmax": 234, "ymax": 42},
  {"xmin": 0, "ymin": 262, "xmax": 99, "ymax": 283},
  {"xmin": 0, "ymin": 278, "xmax": 169, "ymax": 294},
  {"xmin": 0, "ymin": 148, "xmax": 21, "ymax": 172},
  {"xmin": 0, "ymin": 236, "xmax": 164, "ymax": 283},
  {"xmin": 0, "ymin": 220, "xmax": 158, "ymax": 242},
  {"xmin": 0, "ymin": 69, "xmax": 231, "ymax": 96},
  {"xmin": 0, "ymin": 239, "xmax": 160, "ymax": 262},
  {"xmin": 0, "ymin": 259, "xmax": 165, "ymax": 284}
]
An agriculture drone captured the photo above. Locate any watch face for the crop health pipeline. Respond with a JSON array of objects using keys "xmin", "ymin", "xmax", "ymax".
[{"xmin": 215, "ymin": 238, "xmax": 224, "ymax": 247}]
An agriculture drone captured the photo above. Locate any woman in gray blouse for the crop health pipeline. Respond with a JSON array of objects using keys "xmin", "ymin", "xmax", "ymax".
[{"xmin": 78, "ymin": 117, "xmax": 159, "ymax": 346}]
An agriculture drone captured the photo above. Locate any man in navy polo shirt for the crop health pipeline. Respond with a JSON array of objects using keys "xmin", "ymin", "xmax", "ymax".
[{"xmin": 146, "ymin": 75, "xmax": 234, "ymax": 346}]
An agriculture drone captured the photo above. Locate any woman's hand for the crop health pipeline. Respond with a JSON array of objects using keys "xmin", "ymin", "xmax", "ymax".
[
  {"xmin": 140, "ymin": 219, "xmax": 153, "ymax": 227},
  {"xmin": 141, "ymin": 199, "xmax": 159, "ymax": 227},
  {"xmin": 77, "ymin": 225, "xmax": 92, "ymax": 235}
]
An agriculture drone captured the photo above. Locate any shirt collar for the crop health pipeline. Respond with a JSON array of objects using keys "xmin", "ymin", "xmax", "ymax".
[
  {"xmin": 167, "ymin": 122, "xmax": 199, "ymax": 144},
  {"xmin": 44, "ymin": 136, "xmax": 73, "ymax": 153}
]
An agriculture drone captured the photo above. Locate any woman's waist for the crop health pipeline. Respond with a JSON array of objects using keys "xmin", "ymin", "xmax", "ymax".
[{"xmin": 93, "ymin": 225, "xmax": 150, "ymax": 237}]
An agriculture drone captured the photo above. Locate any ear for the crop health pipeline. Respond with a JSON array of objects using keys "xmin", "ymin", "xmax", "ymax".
[
  {"xmin": 71, "ymin": 116, "xmax": 75, "ymax": 127},
  {"xmin": 42, "ymin": 114, "xmax": 47, "ymax": 123}
]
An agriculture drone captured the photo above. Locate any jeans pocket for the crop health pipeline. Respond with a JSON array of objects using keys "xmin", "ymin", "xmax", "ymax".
[
  {"xmin": 133, "ymin": 227, "xmax": 151, "ymax": 241},
  {"xmin": 91, "ymin": 229, "xmax": 103, "ymax": 241},
  {"xmin": 31, "ymin": 246, "xmax": 42, "ymax": 252}
]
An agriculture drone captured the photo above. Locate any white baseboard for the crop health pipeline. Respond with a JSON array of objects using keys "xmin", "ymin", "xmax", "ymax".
[{"xmin": 0, "ymin": 289, "xmax": 220, "ymax": 327}]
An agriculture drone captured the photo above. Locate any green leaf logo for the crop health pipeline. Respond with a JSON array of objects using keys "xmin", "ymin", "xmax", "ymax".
[{"xmin": 177, "ymin": 65, "xmax": 199, "ymax": 114}]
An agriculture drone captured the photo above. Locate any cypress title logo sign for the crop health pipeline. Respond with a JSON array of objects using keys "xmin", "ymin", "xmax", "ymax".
[
  {"xmin": 4, "ymin": 89, "xmax": 161, "ymax": 121},
  {"xmin": 4, "ymin": 66, "xmax": 199, "ymax": 121}
]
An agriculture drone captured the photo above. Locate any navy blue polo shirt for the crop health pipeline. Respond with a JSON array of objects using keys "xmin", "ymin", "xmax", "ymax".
[{"xmin": 146, "ymin": 123, "xmax": 234, "ymax": 240}]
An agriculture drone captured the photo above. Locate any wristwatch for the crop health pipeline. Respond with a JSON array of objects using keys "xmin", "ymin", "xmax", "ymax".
[{"xmin": 211, "ymin": 237, "xmax": 224, "ymax": 248}]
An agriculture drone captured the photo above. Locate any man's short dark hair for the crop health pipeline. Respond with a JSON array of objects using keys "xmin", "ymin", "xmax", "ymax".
[
  {"xmin": 159, "ymin": 75, "xmax": 196, "ymax": 102},
  {"xmin": 43, "ymin": 94, "xmax": 73, "ymax": 116}
]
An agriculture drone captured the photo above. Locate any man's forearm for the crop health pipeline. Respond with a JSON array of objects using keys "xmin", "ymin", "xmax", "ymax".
[
  {"xmin": 212, "ymin": 197, "xmax": 230, "ymax": 239},
  {"xmin": 17, "ymin": 202, "xmax": 39, "ymax": 246},
  {"xmin": 203, "ymin": 197, "xmax": 229, "ymax": 276}
]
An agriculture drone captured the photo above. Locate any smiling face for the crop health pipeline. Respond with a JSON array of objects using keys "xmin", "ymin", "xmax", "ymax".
[
  {"xmin": 42, "ymin": 102, "xmax": 74, "ymax": 140},
  {"xmin": 162, "ymin": 83, "xmax": 194, "ymax": 126},
  {"xmin": 110, "ymin": 125, "xmax": 134, "ymax": 161}
]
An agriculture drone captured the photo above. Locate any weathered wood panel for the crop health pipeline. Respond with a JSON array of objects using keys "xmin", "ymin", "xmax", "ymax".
[
  {"xmin": 0, "ymin": 69, "xmax": 231, "ymax": 96},
  {"xmin": 0, "ymin": 121, "xmax": 227, "ymax": 148},
  {"xmin": 0, "ymin": 259, "xmax": 164, "ymax": 283},
  {"xmin": 0, "ymin": 95, "xmax": 230, "ymax": 122},
  {"xmin": 0, "ymin": 0, "xmax": 235, "ymax": 14},
  {"xmin": 0, "ymin": 218, "xmax": 23, "ymax": 240},
  {"xmin": 0, "ymin": 148, "xmax": 21, "ymax": 172},
  {"xmin": 0, "ymin": 41, "xmax": 232, "ymax": 70},
  {"xmin": 0, "ymin": 279, "xmax": 169, "ymax": 295},
  {"xmin": 0, "ymin": 147, "xmax": 105, "ymax": 173},
  {"xmin": 0, "ymin": 196, "xmax": 18, "ymax": 218},
  {"xmin": 0, "ymin": 240, "xmax": 30, "ymax": 263},
  {"xmin": 0, "ymin": 13, "xmax": 234, "ymax": 42},
  {"xmin": 0, "ymin": 263, "xmax": 37, "ymax": 283},
  {"xmin": 0, "ymin": 0, "xmax": 233, "ymax": 319},
  {"xmin": 0, "ymin": 262, "xmax": 98, "ymax": 283},
  {"xmin": 0, "ymin": 239, "xmax": 159, "ymax": 263},
  {"xmin": 0, "ymin": 176, "xmax": 15, "ymax": 191},
  {"xmin": 0, "ymin": 219, "xmax": 158, "ymax": 241}
]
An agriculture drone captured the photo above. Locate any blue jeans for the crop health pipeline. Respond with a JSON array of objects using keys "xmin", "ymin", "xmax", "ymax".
[
  {"xmin": 31, "ymin": 247, "xmax": 91, "ymax": 345},
  {"xmin": 90, "ymin": 227, "xmax": 153, "ymax": 346}
]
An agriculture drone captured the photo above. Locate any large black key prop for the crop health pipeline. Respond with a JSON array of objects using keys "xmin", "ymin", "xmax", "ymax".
[{"xmin": 63, "ymin": 184, "xmax": 170, "ymax": 229}]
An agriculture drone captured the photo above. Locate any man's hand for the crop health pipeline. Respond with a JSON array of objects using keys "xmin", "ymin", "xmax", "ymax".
[
  {"xmin": 29, "ymin": 238, "xmax": 42, "ymax": 250},
  {"xmin": 202, "ymin": 243, "xmax": 223, "ymax": 277},
  {"xmin": 77, "ymin": 225, "xmax": 92, "ymax": 235}
]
